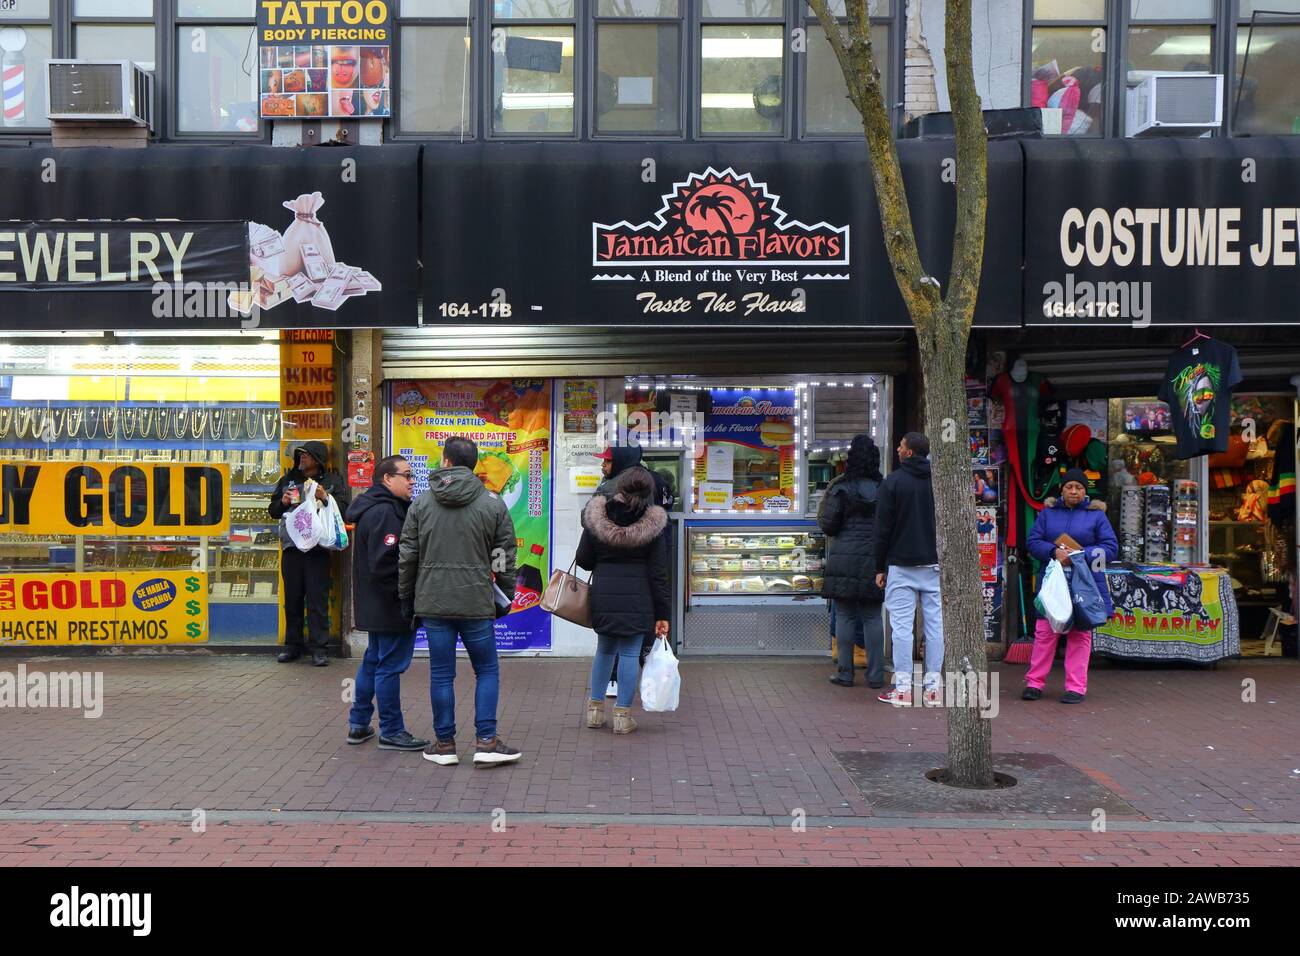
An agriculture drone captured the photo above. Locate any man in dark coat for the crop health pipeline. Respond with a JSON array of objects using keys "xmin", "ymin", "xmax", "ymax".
[
  {"xmin": 873, "ymin": 432, "xmax": 943, "ymax": 705},
  {"xmin": 344, "ymin": 455, "xmax": 429, "ymax": 751},
  {"xmin": 818, "ymin": 434, "xmax": 885, "ymax": 688},
  {"xmin": 398, "ymin": 436, "xmax": 521, "ymax": 768},
  {"xmin": 268, "ymin": 440, "xmax": 351, "ymax": 665}
]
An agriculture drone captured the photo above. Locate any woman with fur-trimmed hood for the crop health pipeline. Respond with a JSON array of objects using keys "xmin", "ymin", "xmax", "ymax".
[{"xmin": 575, "ymin": 466, "xmax": 670, "ymax": 734}]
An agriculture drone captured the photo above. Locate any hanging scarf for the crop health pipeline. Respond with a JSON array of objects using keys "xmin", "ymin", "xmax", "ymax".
[
  {"xmin": 989, "ymin": 371, "xmax": 1053, "ymax": 548},
  {"xmin": 1267, "ymin": 420, "xmax": 1296, "ymax": 525}
]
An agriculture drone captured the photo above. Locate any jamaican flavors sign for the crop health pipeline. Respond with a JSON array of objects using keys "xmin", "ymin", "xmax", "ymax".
[{"xmin": 423, "ymin": 141, "xmax": 1023, "ymax": 327}]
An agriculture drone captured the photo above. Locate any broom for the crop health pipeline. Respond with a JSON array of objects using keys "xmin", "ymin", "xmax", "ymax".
[{"xmin": 1002, "ymin": 564, "xmax": 1034, "ymax": 664}]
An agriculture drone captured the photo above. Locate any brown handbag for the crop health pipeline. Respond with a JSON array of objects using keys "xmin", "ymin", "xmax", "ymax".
[{"xmin": 541, "ymin": 560, "xmax": 591, "ymax": 627}]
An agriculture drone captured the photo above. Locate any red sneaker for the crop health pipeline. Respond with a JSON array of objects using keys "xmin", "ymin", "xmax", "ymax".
[{"xmin": 877, "ymin": 688, "xmax": 913, "ymax": 706}]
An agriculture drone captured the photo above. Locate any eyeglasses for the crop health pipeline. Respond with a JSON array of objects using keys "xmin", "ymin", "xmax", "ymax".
[{"xmin": 394, "ymin": 471, "xmax": 414, "ymax": 480}]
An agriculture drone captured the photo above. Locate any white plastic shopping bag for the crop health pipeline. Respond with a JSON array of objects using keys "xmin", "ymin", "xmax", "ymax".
[
  {"xmin": 1034, "ymin": 559, "xmax": 1074, "ymax": 634},
  {"xmin": 318, "ymin": 491, "xmax": 349, "ymax": 551},
  {"xmin": 639, "ymin": 637, "xmax": 681, "ymax": 712},
  {"xmin": 285, "ymin": 479, "xmax": 322, "ymax": 552}
]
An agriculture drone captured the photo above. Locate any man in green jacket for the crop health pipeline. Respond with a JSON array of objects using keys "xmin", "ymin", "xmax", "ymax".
[{"xmin": 398, "ymin": 436, "xmax": 522, "ymax": 768}]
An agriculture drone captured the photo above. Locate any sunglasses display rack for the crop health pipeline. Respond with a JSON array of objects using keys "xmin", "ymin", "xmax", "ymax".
[
  {"xmin": 1119, "ymin": 486, "xmax": 1145, "ymax": 563},
  {"xmin": 1171, "ymin": 479, "xmax": 1200, "ymax": 566},
  {"xmin": 1143, "ymin": 484, "xmax": 1172, "ymax": 564}
]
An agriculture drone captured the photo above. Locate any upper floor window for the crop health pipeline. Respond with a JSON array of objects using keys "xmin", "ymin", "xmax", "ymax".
[
  {"xmin": 178, "ymin": 0, "xmax": 259, "ymax": 134},
  {"xmin": 1, "ymin": 2, "xmax": 55, "ymax": 132},
  {"xmin": 1026, "ymin": 1, "xmax": 1300, "ymax": 137},
  {"xmin": 1235, "ymin": 1, "xmax": 1300, "ymax": 135},
  {"xmin": 1028, "ymin": 0, "xmax": 1107, "ymax": 136},
  {"xmin": 0, "ymin": 0, "xmax": 258, "ymax": 138},
  {"xmin": 393, "ymin": 0, "xmax": 901, "ymax": 140}
]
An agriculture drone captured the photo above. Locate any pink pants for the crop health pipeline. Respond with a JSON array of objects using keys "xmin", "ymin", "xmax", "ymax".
[{"xmin": 1025, "ymin": 618, "xmax": 1092, "ymax": 695}]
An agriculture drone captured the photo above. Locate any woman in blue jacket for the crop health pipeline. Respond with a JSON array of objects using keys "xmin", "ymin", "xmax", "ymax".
[{"xmin": 1023, "ymin": 469, "xmax": 1119, "ymax": 703}]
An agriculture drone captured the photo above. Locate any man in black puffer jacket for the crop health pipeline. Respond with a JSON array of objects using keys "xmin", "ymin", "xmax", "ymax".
[
  {"xmin": 818, "ymin": 434, "xmax": 886, "ymax": 689},
  {"xmin": 343, "ymin": 455, "xmax": 429, "ymax": 752}
]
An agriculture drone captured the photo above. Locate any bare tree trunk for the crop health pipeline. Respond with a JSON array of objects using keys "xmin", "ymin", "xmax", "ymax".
[
  {"xmin": 811, "ymin": 0, "xmax": 993, "ymax": 787},
  {"xmin": 919, "ymin": 308, "xmax": 992, "ymax": 788}
]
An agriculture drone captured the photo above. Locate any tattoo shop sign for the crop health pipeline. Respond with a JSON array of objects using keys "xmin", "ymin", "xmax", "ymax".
[
  {"xmin": 256, "ymin": 0, "xmax": 393, "ymax": 119},
  {"xmin": 0, "ymin": 461, "xmax": 229, "ymax": 537},
  {"xmin": 1025, "ymin": 137, "xmax": 1300, "ymax": 326}
]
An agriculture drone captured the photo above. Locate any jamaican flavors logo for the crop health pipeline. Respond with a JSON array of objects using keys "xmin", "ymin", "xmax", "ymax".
[{"xmin": 593, "ymin": 168, "xmax": 848, "ymax": 266}]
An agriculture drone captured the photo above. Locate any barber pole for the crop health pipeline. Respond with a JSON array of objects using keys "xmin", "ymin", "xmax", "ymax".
[{"xmin": 1, "ymin": 28, "xmax": 25, "ymax": 127}]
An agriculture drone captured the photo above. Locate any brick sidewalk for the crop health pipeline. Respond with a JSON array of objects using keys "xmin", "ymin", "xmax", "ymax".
[
  {"xmin": 0, "ymin": 654, "xmax": 1298, "ymax": 824},
  {"xmin": 2, "ymin": 821, "xmax": 1298, "ymax": 867}
]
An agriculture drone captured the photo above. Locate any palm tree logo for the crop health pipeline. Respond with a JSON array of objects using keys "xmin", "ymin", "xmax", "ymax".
[{"xmin": 683, "ymin": 183, "xmax": 755, "ymax": 236}]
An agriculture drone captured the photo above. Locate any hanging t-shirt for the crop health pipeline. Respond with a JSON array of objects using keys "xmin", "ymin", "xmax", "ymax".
[{"xmin": 1156, "ymin": 339, "xmax": 1243, "ymax": 460}]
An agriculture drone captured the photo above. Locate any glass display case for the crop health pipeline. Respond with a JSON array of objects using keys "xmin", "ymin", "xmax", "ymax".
[{"xmin": 688, "ymin": 526, "xmax": 825, "ymax": 598}]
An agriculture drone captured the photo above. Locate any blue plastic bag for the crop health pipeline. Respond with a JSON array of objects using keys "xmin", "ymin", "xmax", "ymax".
[{"xmin": 1067, "ymin": 556, "xmax": 1109, "ymax": 629}]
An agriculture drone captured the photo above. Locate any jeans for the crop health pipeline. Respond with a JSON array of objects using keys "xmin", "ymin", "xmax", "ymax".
[
  {"xmin": 884, "ymin": 564, "xmax": 944, "ymax": 691},
  {"xmin": 591, "ymin": 633, "xmax": 643, "ymax": 709},
  {"xmin": 834, "ymin": 599, "xmax": 884, "ymax": 686},
  {"xmin": 425, "ymin": 617, "xmax": 499, "ymax": 742},
  {"xmin": 348, "ymin": 630, "xmax": 417, "ymax": 738}
]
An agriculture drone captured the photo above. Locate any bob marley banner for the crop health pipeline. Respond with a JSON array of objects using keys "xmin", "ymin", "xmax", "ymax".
[
  {"xmin": 1093, "ymin": 566, "xmax": 1240, "ymax": 664},
  {"xmin": 390, "ymin": 379, "xmax": 552, "ymax": 652},
  {"xmin": 256, "ymin": 1, "xmax": 392, "ymax": 119}
]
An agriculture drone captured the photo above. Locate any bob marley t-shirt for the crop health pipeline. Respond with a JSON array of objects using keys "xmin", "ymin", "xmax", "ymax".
[{"xmin": 1157, "ymin": 339, "xmax": 1242, "ymax": 460}]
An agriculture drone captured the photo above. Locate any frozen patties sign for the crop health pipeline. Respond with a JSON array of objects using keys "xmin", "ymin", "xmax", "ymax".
[{"xmin": 256, "ymin": 0, "xmax": 392, "ymax": 119}]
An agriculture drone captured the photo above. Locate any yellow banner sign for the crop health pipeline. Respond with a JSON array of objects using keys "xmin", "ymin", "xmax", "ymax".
[
  {"xmin": 0, "ymin": 571, "xmax": 209, "ymax": 645},
  {"xmin": 0, "ymin": 461, "xmax": 229, "ymax": 537}
]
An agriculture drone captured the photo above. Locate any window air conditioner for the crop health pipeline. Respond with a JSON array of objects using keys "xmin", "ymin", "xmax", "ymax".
[
  {"xmin": 46, "ymin": 60, "xmax": 153, "ymax": 128},
  {"xmin": 1125, "ymin": 72, "xmax": 1222, "ymax": 137}
]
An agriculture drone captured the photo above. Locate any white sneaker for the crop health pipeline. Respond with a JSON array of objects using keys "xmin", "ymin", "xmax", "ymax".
[{"xmin": 605, "ymin": 681, "xmax": 618, "ymax": 698}]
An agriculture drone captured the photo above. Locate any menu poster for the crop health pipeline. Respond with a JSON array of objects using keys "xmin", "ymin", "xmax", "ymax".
[{"xmin": 390, "ymin": 378, "xmax": 552, "ymax": 651}]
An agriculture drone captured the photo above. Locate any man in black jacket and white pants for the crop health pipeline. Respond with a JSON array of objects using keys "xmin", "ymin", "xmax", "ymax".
[
  {"xmin": 873, "ymin": 432, "xmax": 944, "ymax": 706},
  {"xmin": 344, "ymin": 456, "xmax": 429, "ymax": 751}
]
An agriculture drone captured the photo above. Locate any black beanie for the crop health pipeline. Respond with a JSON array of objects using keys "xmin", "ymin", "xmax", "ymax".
[{"xmin": 1061, "ymin": 468, "xmax": 1088, "ymax": 490}]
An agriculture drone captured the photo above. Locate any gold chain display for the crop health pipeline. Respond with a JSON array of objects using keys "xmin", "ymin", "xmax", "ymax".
[{"xmin": 0, "ymin": 407, "xmax": 11, "ymax": 438}]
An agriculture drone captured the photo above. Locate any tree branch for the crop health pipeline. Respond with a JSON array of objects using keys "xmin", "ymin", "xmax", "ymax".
[
  {"xmin": 941, "ymin": 0, "xmax": 989, "ymax": 330},
  {"xmin": 808, "ymin": 0, "xmax": 941, "ymax": 328}
]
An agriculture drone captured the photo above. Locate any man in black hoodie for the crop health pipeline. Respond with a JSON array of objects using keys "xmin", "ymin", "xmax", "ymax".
[
  {"xmin": 872, "ymin": 432, "xmax": 944, "ymax": 706},
  {"xmin": 344, "ymin": 456, "xmax": 429, "ymax": 751},
  {"xmin": 268, "ymin": 440, "xmax": 351, "ymax": 665}
]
